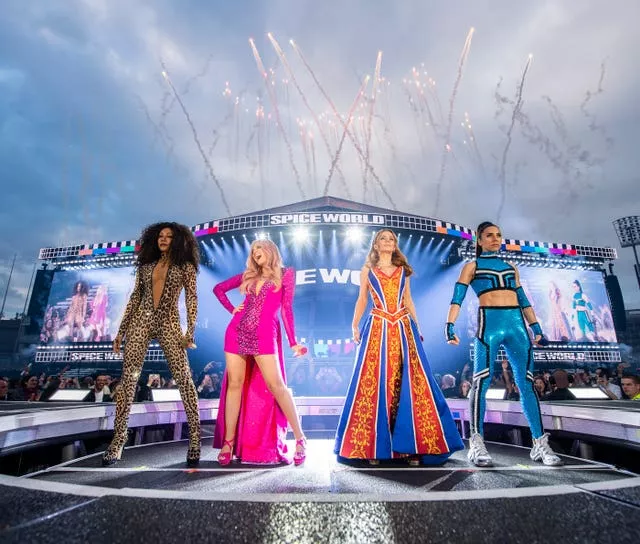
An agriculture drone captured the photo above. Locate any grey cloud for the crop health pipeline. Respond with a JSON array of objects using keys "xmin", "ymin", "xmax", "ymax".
[{"xmin": 0, "ymin": 0, "xmax": 639, "ymax": 313}]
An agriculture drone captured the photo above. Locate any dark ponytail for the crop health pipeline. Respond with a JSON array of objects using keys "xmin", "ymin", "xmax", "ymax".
[{"xmin": 475, "ymin": 221, "xmax": 498, "ymax": 258}]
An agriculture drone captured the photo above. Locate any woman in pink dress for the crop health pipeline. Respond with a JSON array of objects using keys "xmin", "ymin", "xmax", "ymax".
[
  {"xmin": 212, "ymin": 240, "xmax": 307, "ymax": 465},
  {"xmin": 87, "ymin": 284, "xmax": 109, "ymax": 341}
]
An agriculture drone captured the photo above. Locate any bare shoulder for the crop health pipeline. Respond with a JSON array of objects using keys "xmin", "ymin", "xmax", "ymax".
[{"xmin": 462, "ymin": 261, "xmax": 477, "ymax": 273}]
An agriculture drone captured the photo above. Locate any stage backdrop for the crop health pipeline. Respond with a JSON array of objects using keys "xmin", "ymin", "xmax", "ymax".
[{"xmin": 37, "ymin": 233, "xmax": 617, "ymax": 395}]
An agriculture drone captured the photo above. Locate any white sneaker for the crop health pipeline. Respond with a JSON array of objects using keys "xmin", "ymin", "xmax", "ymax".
[
  {"xmin": 467, "ymin": 433, "xmax": 493, "ymax": 467},
  {"xmin": 530, "ymin": 433, "xmax": 563, "ymax": 466}
]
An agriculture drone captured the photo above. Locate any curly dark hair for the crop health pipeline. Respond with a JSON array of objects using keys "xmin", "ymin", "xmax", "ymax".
[
  {"xmin": 73, "ymin": 281, "xmax": 89, "ymax": 296},
  {"xmin": 136, "ymin": 222, "xmax": 200, "ymax": 270}
]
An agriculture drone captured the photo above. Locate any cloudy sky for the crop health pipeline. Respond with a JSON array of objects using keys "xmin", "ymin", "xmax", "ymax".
[{"xmin": 1, "ymin": 0, "xmax": 639, "ymax": 316}]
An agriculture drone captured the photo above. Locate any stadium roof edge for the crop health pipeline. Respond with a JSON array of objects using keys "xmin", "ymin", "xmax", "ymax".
[
  {"xmin": 219, "ymin": 195, "xmax": 403, "ymax": 219},
  {"xmin": 37, "ymin": 195, "xmax": 618, "ymax": 262}
]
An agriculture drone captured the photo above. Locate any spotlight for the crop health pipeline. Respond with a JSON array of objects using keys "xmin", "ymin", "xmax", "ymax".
[
  {"xmin": 256, "ymin": 232, "xmax": 268, "ymax": 240},
  {"xmin": 292, "ymin": 227, "xmax": 309, "ymax": 244},
  {"xmin": 346, "ymin": 227, "xmax": 364, "ymax": 243}
]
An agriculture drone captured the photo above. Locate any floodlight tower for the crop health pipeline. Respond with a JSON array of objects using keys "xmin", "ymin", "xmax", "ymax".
[{"xmin": 613, "ymin": 216, "xmax": 640, "ymax": 289}]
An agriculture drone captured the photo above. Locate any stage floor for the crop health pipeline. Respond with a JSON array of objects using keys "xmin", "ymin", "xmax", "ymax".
[{"xmin": 2, "ymin": 438, "xmax": 640, "ymax": 543}]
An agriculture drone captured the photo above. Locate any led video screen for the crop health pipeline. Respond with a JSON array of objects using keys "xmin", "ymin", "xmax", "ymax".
[{"xmin": 38, "ymin": 233, "xmax": 616, "ymax": 396}]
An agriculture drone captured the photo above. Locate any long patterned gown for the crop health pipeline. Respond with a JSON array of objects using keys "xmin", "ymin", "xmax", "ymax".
[{"xmin": 334, "ymin": 266, "xmax": 464, "ymax": 463}]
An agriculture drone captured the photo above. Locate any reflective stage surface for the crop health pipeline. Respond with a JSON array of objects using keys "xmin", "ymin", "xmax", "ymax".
[{"xmin": 2, "ymin": 438, "xmax": 639, "ymax": 543}]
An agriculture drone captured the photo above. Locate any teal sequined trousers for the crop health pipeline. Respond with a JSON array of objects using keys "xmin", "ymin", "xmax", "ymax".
[{"xmin": 469, "ymin": 306, "xmax": 544, "ymax": 438}]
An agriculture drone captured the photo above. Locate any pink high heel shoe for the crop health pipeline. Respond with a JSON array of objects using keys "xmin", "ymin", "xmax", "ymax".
[
  {"xmin": 218, "ymin": 439, "xmax": 234, "ymax": 466},
  {"xmin": 294, "ymin": 437, "xmax": 307, "ymax": 466}
]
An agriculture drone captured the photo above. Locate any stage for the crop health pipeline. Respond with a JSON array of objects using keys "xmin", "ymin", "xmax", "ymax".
[
  {"xmin": 2, "ymin": 397, "xmax": 640, "ymax": 453},
  {"xmin": 2, "ymin": 397, "xmax": 640, "ymax": 541},
  {"xmin": 1, "ymin": 437, "xmax": 639, "ymax": 543}
]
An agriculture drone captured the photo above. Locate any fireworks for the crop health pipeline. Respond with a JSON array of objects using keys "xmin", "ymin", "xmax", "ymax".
[
  {"xmin": 139, "ymin": 31, "xmax": 611, "ymax": 220},
  {"xmin": 250, "ymin": 37, "xmax": 305, "ymax": 200},
  {"xmin": 160, "ymin": 65, "xmax": 232, "ymax": 215},
  {"xmin": 496, "ymin": 54, "xmax": 532, "ymax": 222},
  {"xmin": 433, "ymin": 27, "xmax": 475, "ymax": 216}
]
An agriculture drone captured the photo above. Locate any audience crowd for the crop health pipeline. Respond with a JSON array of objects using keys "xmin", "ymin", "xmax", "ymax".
[{"xmin": 1, "ymin": 361, "xmax": 639, "ymax": 404}]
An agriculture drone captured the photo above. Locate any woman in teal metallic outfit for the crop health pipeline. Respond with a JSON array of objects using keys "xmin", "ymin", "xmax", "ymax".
[
  {"xmin": 445, "ymin": 222, "xmax": 562, "ymax": 467},
  {"xmin": 572, "ymin": 280, "xmax": 596, "ymax": 341}
]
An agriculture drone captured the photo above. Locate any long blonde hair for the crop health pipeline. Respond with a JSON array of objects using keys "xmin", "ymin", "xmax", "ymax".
[
  {"xmin": 240, "ymin": 239, "xmax": 284, "ymax": 294},
  {"xmin": 365, "ymin": 229, "xmax": 413, "ymax": 277}
]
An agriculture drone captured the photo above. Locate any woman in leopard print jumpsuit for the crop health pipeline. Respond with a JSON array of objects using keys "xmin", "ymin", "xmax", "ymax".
[{"xmin": 102, "ymin": 222, "xmax": 202, "ymax": 467}]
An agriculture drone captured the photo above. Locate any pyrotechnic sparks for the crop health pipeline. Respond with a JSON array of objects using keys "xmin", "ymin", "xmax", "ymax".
[
  {"xmin": 161, "ymin": 65, "xmax": 232, "ymax": 215},
  {"xmin": 324, "ymin": 76, "xmax": 370, "ymax": 196},
  {"xmin": 132, "ymin": 33, "xmax": 613, "ymax": 223},
  {"xmin": 250, "ymin": 37, "xmax": 306, "ymax": 199},
  {"xmin": 433, "ymin": 27, "xmax": 475, "ymax": 216},
  {"xmin": 267, "ymin": 33, "xmax": 351, "ymax": 198},
  {"xmin": 496, "ymin": 53, "xmax": 532, "ymax": 222},
  {"xmin": 290, "ymin": 39, "xmax": 396, "ymax": 208},
  {"xmin": 362, "ymin": 51, "xmax": 383, "ymax": 201}
]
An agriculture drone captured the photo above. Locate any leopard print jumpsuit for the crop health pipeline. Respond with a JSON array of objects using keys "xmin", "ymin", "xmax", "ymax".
[{"xmin": 103, "ymin": 262, "xmax": 201, "ymax": 462}]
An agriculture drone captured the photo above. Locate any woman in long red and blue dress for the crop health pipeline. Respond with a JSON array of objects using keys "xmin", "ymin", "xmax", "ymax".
[{"xmin": 334, "ymin": 229, "xmax": 464, "ymax": 466}]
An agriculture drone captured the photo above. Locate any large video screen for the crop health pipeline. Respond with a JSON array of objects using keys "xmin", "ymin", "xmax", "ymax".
[
  {"xmin": 518, "ymin": 268, "xmax": 617, "ymax": 343},
  {"xmin": 40, "ymin": 267, "xmax": 138, "ymax": 344},
  {"xmin": 38, "ymin": 233, "xmax": 617, "ymax": 394},
  {"xmin": 455, "ymin": 268, "xmax": 617, "ymax": 345}
]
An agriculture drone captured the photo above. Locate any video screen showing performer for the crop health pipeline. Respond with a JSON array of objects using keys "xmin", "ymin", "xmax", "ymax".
[
  {"xmin": 39, "ymin": 268, "xmax": 137, "ymax": 344},
  {"xmin": 516, "ymin": 268, "xmax": 617, "ymax": 343}
]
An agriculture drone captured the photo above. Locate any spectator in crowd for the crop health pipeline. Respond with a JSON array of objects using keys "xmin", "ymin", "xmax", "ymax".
[
  {"xmin": 0, "ymin": 378, "xmax": 9, "ymax": 401},
  {"xmin": 458, "ymin": 380, "xmax": 471, "ymax": 399},
  {"xmin": 459, "ymin": 363, "xmax": 472, "ymax": 385},
  {"xmin": 135, "ymin": 376, "xmax": 153, "ymax": 402},
  {"xmin": 597, "ymin": 369, "xmax": 622, "ymax": 400},
  {"xmin": 194, "ymin": 362, "xmax": 219, "ymax": 398},
  {"xmin": 501, "ymin": 361, "xmax": 520, "ymax": 401},
  {"xmin": 197, "ymin": 374, "xmax": 217, "ymax": 399},
  {"xmin": 571, "ymin": 369, "xmax": 590, "ymax": 388},
  {"xmin": 616, "ymin": 363, "xmax": 632, "ymax": 386},
  {"xmin": 533, "ymin": 376, "xmax": 548, "ymax": 400},
  {"xmin": 543, "ymin": 370, "xmax": 576, "ymax": 401},
  {"xmin": 64, "ymin": 377, "xmax": 80, "ymax": 389},
  {"xmin": 110, "ymin": 379, "xmax": 121, "ymax": 400},
  {"xmin": 11, "ymin": 375, "xmax": 41, "ymax": 401},
  {"xmin": 210, "ymin": 373, "xmax": 221, "ymax": 397},
  {"xmin": 581, "ymin": 369, "xmax": 594, "ymax": 387},
  {"xmin": 440, "ymin": 374, "xmax": 458, "ymax": 398},
  {"xmin": 316, "ymin": 366, "xmax": 344, "ymax": 395},
  {"xmin": 621, "ymin": 375, "xmax": 640, "ymax": 401},
  {"xmin": 82, "ymin": 376, "xmax": 95, "ymax": 389},
  {"xmin": 84, "ymin": 375, "xmax": 112, "ymax": 402},
  {"xmin": 36, "ymin": 365, "xmax": 72, "ymax": 402}
]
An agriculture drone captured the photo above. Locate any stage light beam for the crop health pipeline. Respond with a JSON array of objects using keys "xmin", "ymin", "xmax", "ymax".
[
  {"xmin": 292, "ymin": 227, "xmax": 310, "ymax": 244},
  {"xmin": 346, "ymin": 227, "xmax": 364, "ymax": 243}
]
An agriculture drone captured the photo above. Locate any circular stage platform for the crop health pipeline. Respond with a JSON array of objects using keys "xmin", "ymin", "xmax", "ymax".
[{"xmin": 2, "ymin": 438, "xmax": 639, "ymax": 543}]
